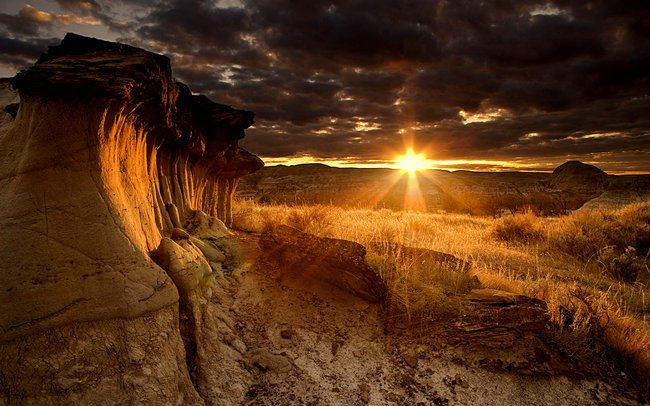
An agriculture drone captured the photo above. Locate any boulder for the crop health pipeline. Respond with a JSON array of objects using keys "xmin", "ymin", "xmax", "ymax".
[
  {"xmin": 186, "ymin": 210, "xmax": 230, "ymax": 239},
  {"xmin": 260, "ymin": 225, "xmax": 386, "ymax": 302},
  {"xmin": 154, "ymin": 237, "xmax": 212, "ymax": 295}
]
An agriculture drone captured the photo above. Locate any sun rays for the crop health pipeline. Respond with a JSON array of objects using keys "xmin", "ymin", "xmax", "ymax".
[
  {"xmin": 392, "ymin": 148, "xmax": 430, "ymax": 211},
  {"xmin": 394, "ymin": 149, "xmax": 430, "ymax": 175}
]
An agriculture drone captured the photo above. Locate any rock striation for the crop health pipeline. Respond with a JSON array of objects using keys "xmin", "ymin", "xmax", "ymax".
[{"xmin": 0, "ymin": 33, "xmax": 262, "ymax": 403}]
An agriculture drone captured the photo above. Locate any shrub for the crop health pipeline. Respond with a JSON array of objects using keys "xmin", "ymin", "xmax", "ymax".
[
  {"xmin": 547, "ymin": 210, "xmax": 611, "ymax": 261},
  {"xmin": 598, "ymin": 246, "xmax": 647, "ymax": 283},
  {"xmin": 367, "ymin": 244, "xmax": 475, "ymax": 322},
  {"xmin": 286, "ymin": 205, "xmax": 333, "ymax": 236},
  {"xmin": 548, "ymin": 202, "xmax": 650, "ymax": 282},
  {"xmin": 491, "ymin": 210, "xmax": 543, "ymax": 244}
]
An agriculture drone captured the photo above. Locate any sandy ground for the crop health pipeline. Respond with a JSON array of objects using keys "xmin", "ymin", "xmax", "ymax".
[{"xmin": 203, "ymin": 231, "xmax": 643, "ymax": 405}]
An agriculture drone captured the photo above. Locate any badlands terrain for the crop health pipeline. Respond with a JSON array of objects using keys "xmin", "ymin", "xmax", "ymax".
[
  {"xmin": 0, "ymin": 34, "xmax": 648, "ymax": 405},
  {"xmin": 237, "ymin": 161, "xmax": 650, "ymax": 215}
]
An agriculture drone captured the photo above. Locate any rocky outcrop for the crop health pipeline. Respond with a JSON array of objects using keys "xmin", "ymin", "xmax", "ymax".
[
  {"xmin": 579, "ymin": 189, "xmax": 650, "ymax": 210},
  {"xmin": 0, "ymin": 33, "xmax": 262, "ymax": 403},
  {"xmin": 549, "ymin": 160, "xmax": 610, "ymax": 193},
  {"xmin": 259, "ymin": 225, "xmax": 386, "ymax": 302}
]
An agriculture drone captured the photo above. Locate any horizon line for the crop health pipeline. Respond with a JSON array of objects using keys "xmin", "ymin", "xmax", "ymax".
[{"xmin": 258, "ymin": 158, "xmax": 650, "ymax": 175}]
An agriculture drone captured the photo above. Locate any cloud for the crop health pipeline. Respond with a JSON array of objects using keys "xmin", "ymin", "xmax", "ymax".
[
  {"xmin": 0, "ymin": 5, "xmax": 101, "ymax": 36},
  {"xmin": 1, "ymin": 0, "xmax": 650, "ymax": 171},
  {"xmin": 55, "ymin": 0, "xmax": 101, "ymax": 12},
  {"xmin": 136, "ymin": 0, "xmax": 250, "ymax": 51},
  {"xmin": 0, "ymin": 35, "xmax": 58, "ymax": 70}
]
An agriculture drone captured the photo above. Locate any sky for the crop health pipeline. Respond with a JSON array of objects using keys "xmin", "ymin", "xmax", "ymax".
[{"xmin": 1, "ymin": 1, "xmax": 649, "ymax": 173}]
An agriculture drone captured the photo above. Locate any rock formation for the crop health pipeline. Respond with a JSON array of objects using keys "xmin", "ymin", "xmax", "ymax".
[
  {"xmin": 260, "ymin": 225, "xmax": 386, "ymax": 302},
  {"xmin": 0, "ymin": 33, "xmax": 262, "ymax": 403},
  {"xmin": 548, "ymin": 160, "xmax": 610, "ymax": 194}
]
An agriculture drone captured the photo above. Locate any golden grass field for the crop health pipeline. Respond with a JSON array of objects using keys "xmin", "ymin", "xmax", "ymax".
[{"xmin": 233, "ymin": 199, "xmax": 650, "ymax": 388}]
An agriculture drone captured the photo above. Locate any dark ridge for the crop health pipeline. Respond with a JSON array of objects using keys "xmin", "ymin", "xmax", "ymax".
[{"xmin": 552, "ymin": 160, "xmax": 607, "ymax": 176}]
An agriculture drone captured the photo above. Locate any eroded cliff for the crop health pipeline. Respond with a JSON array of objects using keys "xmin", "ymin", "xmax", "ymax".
[{"xmin": 0, "ymin": 33, "xmax": 262, "ymax": 404}]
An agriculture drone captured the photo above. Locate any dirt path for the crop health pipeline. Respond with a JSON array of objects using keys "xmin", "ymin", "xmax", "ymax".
[{"xmin": 206, "ymin": 231, "xmax": 641, "ymax": 405}]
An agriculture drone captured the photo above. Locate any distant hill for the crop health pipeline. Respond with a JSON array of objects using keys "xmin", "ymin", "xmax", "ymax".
[
  {"xmin": 237, "ymin": 161, "xmax": 650, "ymax": 215},
  {"xmin": 549, "ymin": 161, "xmax": 610, "ymax": 193}
]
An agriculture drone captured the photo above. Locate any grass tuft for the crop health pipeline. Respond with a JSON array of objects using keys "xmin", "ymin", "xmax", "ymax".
[{"xmin": 491, "ymin": 209, "xmax": 544, "ymax": 244}]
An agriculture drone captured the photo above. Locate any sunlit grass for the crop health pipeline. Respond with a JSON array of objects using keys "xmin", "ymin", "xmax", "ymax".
[{"xmin": 233, "ymin": 199, "xmax": 650, "ymax": 387}]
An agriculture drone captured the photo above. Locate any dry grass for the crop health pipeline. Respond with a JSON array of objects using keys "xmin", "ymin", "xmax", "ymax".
[
  {"xmin": 233, "ymin": 199, "xmax": 650, "ymax": 388},
  {"xmin": 491, "ymin": 209, "xmax": 544, "ymax": 244}
]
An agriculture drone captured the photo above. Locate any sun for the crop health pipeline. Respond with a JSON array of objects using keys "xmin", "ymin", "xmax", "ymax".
[{"xmin": 395, "ymin": 149, "xmax": 429, "ymax": 174}]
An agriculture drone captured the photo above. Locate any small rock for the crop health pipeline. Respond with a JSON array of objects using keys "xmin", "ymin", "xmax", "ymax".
[
  {"xmin": 402, "ymin": 353, "xmax": 418, "ymax": 369},
  {"xmin": 331, "ymin": 340, "xmax": 343, "ymax": 356},
  {"xmin": 455, "ymin": 374, "xmax": 469, "ymax": 389},
  {"xmin": 248, "ymin": 349, "xmax": 292, "ymax": 373},
  {"xmin": 280, "ymin": 329, "xmax": 294, "ymax": 339},
  {"xmin": 171, "ymin": 227, "xmax": 190, "ymax": 240},
  {"xmin": 128, "ymin": 345, "xmax": 146, "ymax": 364},
  {"xmin": 359, "ymin": 383, "xmax": 371, "ymax": 403},
  {"xmin": 231, "ymin": 338, "xmax": 247, "ymax": 354}
]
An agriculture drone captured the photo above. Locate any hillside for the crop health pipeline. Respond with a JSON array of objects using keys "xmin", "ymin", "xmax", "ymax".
[{"xmin": 237, "ymin": 162, "xmax": 650, "ymax": 214}]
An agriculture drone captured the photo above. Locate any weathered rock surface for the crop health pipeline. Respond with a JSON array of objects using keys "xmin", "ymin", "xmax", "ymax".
[
  {"xmin": 0, "ymin": 79, "xmax": 18, "ymax": 134},
  {"xmin": 0, "ymin": 306, "xmax": 203, "ymax": 405},
  {"xmin": 0, "ymin": 33, "xmax": 262, "ymax": 403},
  {"xmin": 259, "ymin": 225, "xmax": 386, "ymax": 302}
]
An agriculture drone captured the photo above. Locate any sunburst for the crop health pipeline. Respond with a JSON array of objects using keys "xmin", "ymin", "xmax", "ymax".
[{"xmin": 394, "ymin": 149, "xmax": 429, "ymax": 175}]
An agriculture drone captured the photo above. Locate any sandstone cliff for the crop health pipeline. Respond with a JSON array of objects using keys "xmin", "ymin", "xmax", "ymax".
[{"xmin": 0, "ymin": 33, "xmax": 262, "ymax": 404}]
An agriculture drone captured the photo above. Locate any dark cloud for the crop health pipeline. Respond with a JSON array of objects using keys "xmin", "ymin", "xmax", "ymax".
[
  {"xmin": 137, "ymin": 0, "xmax": 250, "ymax": 50},
  {"xmin": 1, "ymin": 0, "xmax": 650, "ymax": 171},
  {"xmin": 0, "ymin": 35, "xmax": 57, "ymax": 69},
  {"xmin": 250, "ymin": 0, "xmax": 439, "ymax": 69}
]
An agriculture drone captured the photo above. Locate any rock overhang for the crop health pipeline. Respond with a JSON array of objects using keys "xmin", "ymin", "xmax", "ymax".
[
  {"xmin": 0, "ymin": 33, "xmax": 263, "ymax": 340},
  {"xmin": 11, "ymin": 32, "xmax": 263, "ymax": 176}
]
